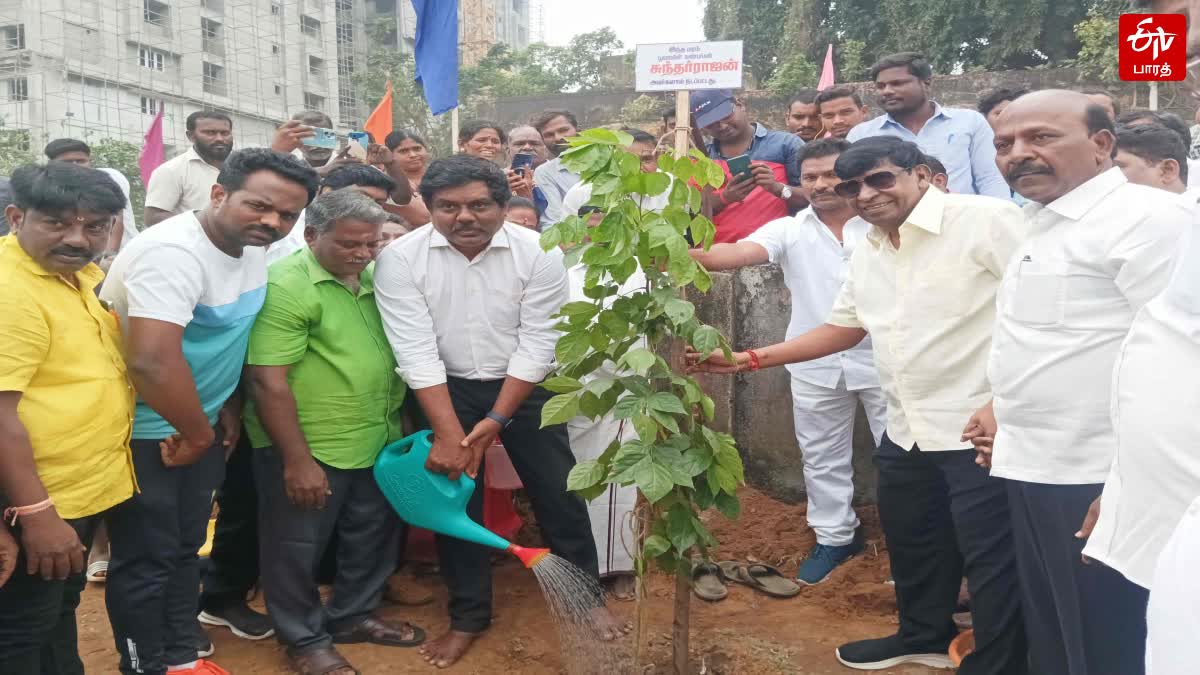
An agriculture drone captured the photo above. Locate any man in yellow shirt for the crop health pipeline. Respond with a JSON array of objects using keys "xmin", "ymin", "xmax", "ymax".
[{"xmin": 0, "ymin": 162, "xmax": 135, "ymax": 673}]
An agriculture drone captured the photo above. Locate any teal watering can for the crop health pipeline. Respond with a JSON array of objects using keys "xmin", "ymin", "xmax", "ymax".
[{"xmin": 374, "ymin": 430, "xmax": 549, "ymax": 569}]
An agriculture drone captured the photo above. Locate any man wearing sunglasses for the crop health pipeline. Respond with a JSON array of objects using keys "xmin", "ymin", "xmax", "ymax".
[{"xmin": 688, "ymin": 136, "xmax": 1028, "ymax": 673}]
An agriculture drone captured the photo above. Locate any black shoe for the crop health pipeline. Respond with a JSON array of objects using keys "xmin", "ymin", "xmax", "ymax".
[
  {"xmin": 198, "ymin": 604, "xmax": 275, "ymax": 641},
  {"xmin": 836, "ymin": 634, "xmax": 954, "ymax": 670}
]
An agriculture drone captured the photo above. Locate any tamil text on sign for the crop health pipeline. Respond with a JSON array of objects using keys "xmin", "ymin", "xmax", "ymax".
[{"xmin": 635, "ymin": 41, "xmax": 744, "ymax": 93}]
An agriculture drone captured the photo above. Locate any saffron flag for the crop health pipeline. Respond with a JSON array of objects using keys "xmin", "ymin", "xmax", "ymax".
[
  {"xmin": 138, "ymin": 109, "xmax": 165, "ymax": 187},
  {"xmin": 818, "ymin": 44, "xmax": 835, "ymax": 90},
  {"xmin": 411, "ymin": 0, "xmax": 459, "ymax": 115},
  {"xmin": 365, "ymin": 81, "xmax": 394, "ymax": 143}
]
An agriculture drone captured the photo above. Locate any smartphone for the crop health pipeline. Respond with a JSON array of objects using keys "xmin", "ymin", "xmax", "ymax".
[
  {"xmin": 302, "ymin": 127, "xmax": 338, "ymax": 149},
  {"xmin": 511, "ymin": 152, "xmax": 536, "ymax": 174},
  {"xmin": 347, "ymin": 131, "xmax": 370, "ymax": 161},
  {"xmin": 725, "ymin": 153, "xmax": 753, "ymax": 181}
]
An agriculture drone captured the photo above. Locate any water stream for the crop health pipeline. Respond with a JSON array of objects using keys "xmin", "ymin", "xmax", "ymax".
[{"xmin": 530, "ymin": 553, "xmax": 634, "ymax": 674}]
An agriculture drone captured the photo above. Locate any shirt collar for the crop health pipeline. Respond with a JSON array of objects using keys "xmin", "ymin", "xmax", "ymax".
[
  {"xmin": 708, "ymin": 123, "xmax": 768, "ymax": 157},
  {"xmin": 1040, "ymin": 166, "xmax": 1127, "ymax": 221},
  {"xmin": 881, "ymin": 102, "xmax": 951, "ymax": 129},
  {"xmin": 865, "ymin": 186, "xmax": 946, "ymax": 248},
  {"xmin": 428, "ymin": 223, "xmax": 513, "ymax": 252},
  {"xmin": 299, "ymin": 245, "xmax": 374, "ymax": 294},
  {"xmin": 0, "ymin": 234, "xmax": 104, "ymax": 287}
]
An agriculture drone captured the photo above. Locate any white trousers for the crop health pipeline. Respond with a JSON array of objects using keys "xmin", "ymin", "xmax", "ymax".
[
  {"xmin": 1146, "ymin": 496, "xmax": 1200, "ymax": 675},
  {"xmin": 790, "ymin": 374, "xmax": 887, "ymax": 546},
  {"xmin": 567, "ymin": 413, "xmax": 638, "ymax": 576}
]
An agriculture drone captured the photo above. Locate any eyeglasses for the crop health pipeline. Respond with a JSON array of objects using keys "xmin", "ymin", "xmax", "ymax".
[{"xmin": 833, "ymin": 168, "xmax": 911, "ymax": 198}]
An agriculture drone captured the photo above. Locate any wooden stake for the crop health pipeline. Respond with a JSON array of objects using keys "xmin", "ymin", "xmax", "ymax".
[
  {"xmin": 451, "ymin": 106, "xmax": 460, "ymax": 150},
  {"xmin": 673, "ymin": 89, "xmax": 690, "ymax": 159}
]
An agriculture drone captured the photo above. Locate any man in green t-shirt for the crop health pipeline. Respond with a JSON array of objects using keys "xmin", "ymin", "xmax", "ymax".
[{"xmin": 243, "ymin": 189, "xmax": 425, "ymax": 674}]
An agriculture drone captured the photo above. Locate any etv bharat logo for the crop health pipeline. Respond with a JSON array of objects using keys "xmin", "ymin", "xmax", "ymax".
[{"xmin": 1120, "ymin": 14, "xmax": 1186, "ymax": 81}]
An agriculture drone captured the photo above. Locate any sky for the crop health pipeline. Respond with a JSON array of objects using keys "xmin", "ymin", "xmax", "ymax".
[{"xmin": 541, "ymin": 0, "xmax": 706, "ymax": 48}]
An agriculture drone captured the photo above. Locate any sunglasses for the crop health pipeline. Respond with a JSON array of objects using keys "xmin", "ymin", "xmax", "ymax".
[{"xmin": 834, "ymin": 168, "xmax": 912, "ymax": 198}]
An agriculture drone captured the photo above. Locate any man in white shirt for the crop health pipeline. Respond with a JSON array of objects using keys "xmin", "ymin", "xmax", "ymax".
[
  {"xmin": 101, "ymin": 148, "xmax": 318, "ymax": 675},
  {"xmin": 373, "ymin": 155, "xmax": 620, "ymax": 669},
  {"xmin": 144, "ymin": 111, "xmax": 233, "ymax": 227},
  {"xmin": 690, "ymin": 136, "xmax": 1028, "ymax": 673},
  {"xmin": 979, "ymin": 90, "xmax": 1188, "ymax": 675},
  {"xmin": 690, "ymin": 138, "xmax": 887, "ymax": 585}
]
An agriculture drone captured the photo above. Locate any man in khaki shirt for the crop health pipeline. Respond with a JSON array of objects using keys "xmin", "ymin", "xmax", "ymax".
[
  {"xmin": 690, "ymin": 136, "xmax": 1028, "ymax": 674},
  {"xmin": 143, "ymin": 111, "xmax": 232, "ymax": 226}
]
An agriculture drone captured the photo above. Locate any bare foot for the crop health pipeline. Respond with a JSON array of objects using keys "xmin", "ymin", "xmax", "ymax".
[
  {"xmin": 602, "ymin": 574, "xmax": 636, "ymax": 601},
  {"xmin": 419, "ymin": 629, "xmax": 480, "ymax": 668},
  {"xmin": 589, "ymin": 606, "xmax": 632, "ymax": 641}
]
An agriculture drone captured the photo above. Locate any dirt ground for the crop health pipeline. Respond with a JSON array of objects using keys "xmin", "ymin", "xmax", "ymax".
[{"xmin": 76, "ymin": 488, "xmax": 951, "ymax": 674}]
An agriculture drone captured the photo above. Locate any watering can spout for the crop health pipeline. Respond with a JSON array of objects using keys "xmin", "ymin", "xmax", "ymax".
[
  {"xmin": 508, "ymin": 544, "xmax": 550, "ymax": 569},
  {"xmin": 376, "ymin": 431, "xmax": 545, "ymax": 568}
]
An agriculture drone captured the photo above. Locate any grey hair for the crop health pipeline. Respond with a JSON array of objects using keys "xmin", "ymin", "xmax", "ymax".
[{"xmin": 305, "ymin": 188, "xmax": 389, "ymax": 234}]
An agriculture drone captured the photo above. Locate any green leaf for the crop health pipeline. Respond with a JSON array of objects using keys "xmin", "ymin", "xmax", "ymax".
[
  {"xmin": 691, "ymin": 325, "xmax": 721, "ymax": 356},
  {"xmin": 700, "ymin": 395, "xmax": 716, "ymax": 422},
  {"xmin": 715, "ymin": 491, "xmax": 741, "ymax": 519},
  {"xmin": 716, "ymin": 442, "xmax": 746, "ymax": 484},
  {"xmin": 682, "ymin": 380, "xmax": 703, "ymax": 404},
  {"xmin": 620, "ymin": 347, "xmax": 656, "ymax": 376},
  {"xmin": 664, "ymin": 298, "xmax": 695, "ymax": 325},
  {"xmin": 583, "ymin": 377, "xmax": 616, "ymax": 397},
  {"xmin": 540, "ymin": 225, "xmax": 563, "ymax": 251},
  {"xmin": 540, "ymin": 393, "xmax": 579, "ymax": 427},
  {"xmin": 577, "ymin": 390, "xmax": 604, "ymax": 418},
  {"xmin": 636, "ymin": 461, "xmax": 675, "ymax": 503},
  {"xmin": 643, "ymin": 534, "xmax": 670, "ymax": 559},
  {"xmin": 694, "ymin": 476, "xmax": 716, "ymax": 510},
  {"xmin": 667, "ymin": 505, "xmax": 698, "ymax": 553},
  {"xmin": 707, "ymin": 464, "xmax": 738, "ymax": 495},
  {"xmin": 555, "ymin": 330, "xmax": 591, "ymax": 364},
  {"xmin": 656, "ymin": 152, "xmax": 676, "ymax": 173},
  {"xmin": 706, "ymin": 160, "xmax": 727, "ymax": 188},
  {"xmin": 632, "ymin": 413, "xmax": 659, "ymax": 443},
  {"xmin": 649, "ymin": 409, "xmax": 681, "ymax": 434},
  {"xmin": 559, "ymin": 301, "xmax": 598, "ymax": 319},
  {"xmin": 589, "ymin": 329, "xmax": 610, "ymax": 352},
  {"xmin": 672, "ymin": 158, "xmax": 694, "ymax": 185},
  {"xmin": 541, "ymin": 376, "xmax": 583, "ymax": 394},
  {"xmin": 693, "ymin": 264, "xmax": 713, "ymax": 293},
  {"xmin": 641, "ymin": 172, "xmax": 671, "ymax": 196},
  {"xmin": 566, "ymin": 460, "xmax": 607, "ymax": 492},
  {"xmin": 647, "ymin": 392, "xmax": 687, "ymax": 414},
  {"xmin": 612, "ymin": 395, "xmax": 643, "ymax": 419},
  {"xmin": 678, "ymin": 443, "xmax": 713, "ymax": 476},
  {"xmin": 576, "ymin": 482, "xmax": 609, "ymax": 502},
  {"xmin": 579, "ymin": 128, "xmax": 621, "ymax": 144},
  {"xmin": 618, "ymin": 151, "xmax": 640, "ymax": 176},
  {"xmin": 598, "ymin": 310, "xmax": 628, "ymax": 338}
]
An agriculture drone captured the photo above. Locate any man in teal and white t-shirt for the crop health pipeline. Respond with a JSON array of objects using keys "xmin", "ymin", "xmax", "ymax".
[{"xmin": 100, "ymin": 148, "xmax": 317, "ymax": 675}]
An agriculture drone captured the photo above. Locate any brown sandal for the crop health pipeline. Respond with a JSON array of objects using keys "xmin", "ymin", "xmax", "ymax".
[
  {"xmin": 331, "ymin": 615, "xmax": 426, "ymax": 647},
  {"xmin": 288, "ymin": 646, "xmax": 359, "ymax": 675}
]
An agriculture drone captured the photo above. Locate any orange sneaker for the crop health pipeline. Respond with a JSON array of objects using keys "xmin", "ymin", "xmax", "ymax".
[{"xmin": 167, "ymin": 660, "xmax": 230, "ymax": 675}]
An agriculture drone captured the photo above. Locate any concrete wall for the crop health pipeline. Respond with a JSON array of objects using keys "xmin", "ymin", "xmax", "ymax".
[{"xmin": 681, "ymin": 266, "xmax": 879, "ymax": 506}]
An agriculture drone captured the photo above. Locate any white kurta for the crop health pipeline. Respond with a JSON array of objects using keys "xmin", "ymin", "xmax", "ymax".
[
  {"xmin": 1146, "ymin": 497, "xmax": 1200, "ymax": 675},
  {"xmin": 565, "ymin": 263, "xmax": 645, "ymax": 575}
]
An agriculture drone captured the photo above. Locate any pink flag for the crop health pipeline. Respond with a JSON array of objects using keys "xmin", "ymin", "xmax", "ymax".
[
  {"xmin": 817, "ymin": 44, "xmax": 835, "ymax": 90},
  {"xmin": 139, "ymin": 109, "xmax": 165, "ymax": 187}
]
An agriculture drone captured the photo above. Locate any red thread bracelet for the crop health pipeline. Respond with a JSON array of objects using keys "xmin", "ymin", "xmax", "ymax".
[{"xmin": 746, "ymin": 350, "xmax": 761, "ymax": 372}]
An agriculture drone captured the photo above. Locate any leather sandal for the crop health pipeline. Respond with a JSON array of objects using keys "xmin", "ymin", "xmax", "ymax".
[
  {"xmin": 287, "ymin": 646, "xmax": 359, "ymax": 675},
  {"xmin": 331, "ymin": 615, "xmax": 426, "ymax": 647}
]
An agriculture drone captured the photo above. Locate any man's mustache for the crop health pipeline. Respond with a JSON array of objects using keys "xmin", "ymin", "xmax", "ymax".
[
  {"xmin": 50, "ymin": 245, "xmax": 94, "ymax": 259},
  {"xmin": 1006, "ymin": 161, "xmax": 1054, "ymax": 182}
]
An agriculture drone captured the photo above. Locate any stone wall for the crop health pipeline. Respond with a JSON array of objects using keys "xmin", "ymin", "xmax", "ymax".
[
  {"xmin": 481, "ymin": 67, "xmax": 1185, "ymax": 132},
  {"xmin": 670, "ymin": 265, "xmax": 880, "ymax": 506}
]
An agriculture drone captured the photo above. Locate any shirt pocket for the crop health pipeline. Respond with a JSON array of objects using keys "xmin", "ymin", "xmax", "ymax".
[
  {"xmin": 1007, "ymin": 256, "xmax": 1065, "ymax": 326},
  {"xmin": 483, "ymin": 290, "xmax": 523, "ymax": 332}
]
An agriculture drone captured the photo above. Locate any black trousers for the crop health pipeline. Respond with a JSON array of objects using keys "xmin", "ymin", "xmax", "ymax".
[
  {"xmin": 0, "ymin": 511, "xmax": 107, "ymax": 675},
  {"xmin": 254, "ymin": 446, "xmax": 401, "ymax": 653},
  {"xmin": 439, "ymin": 376, "xmax": 599, "ymax": 633},
  {"xmin": 1008, "ymin": 480, "xmax": 1149, "ymax": 675},
  {"xmin": 107, "ymin": 436, "xmax": 226, "ymax": 674},
  {"xmin": 200, "ymin": 429, "xmax": 259, "ymax": 613},
  {"xmin": 875, "ymin": 434, "xmax": 1026, "ymax": 675}
]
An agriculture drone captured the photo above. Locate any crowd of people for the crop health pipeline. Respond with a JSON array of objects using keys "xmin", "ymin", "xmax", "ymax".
[{"xmin": 0, "ymin": 40, "xmax": 1196, "ymax": 675}]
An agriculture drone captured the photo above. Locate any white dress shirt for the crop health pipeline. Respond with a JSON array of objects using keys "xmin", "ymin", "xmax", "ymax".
[
  {"xmin": 988, "ymin": 168, "xmax": 1188, "ymax": 485},
  {"xmin": 828, "ymin": 187, "xmax": 1026, "ymax": 451},
  {"xmin": 1083, "ymin": 216, "xmax": 1200, "ymax": 587},
  {"xmin": 373, "ymin": 222, "xmax": 568, "ymax": 389},
  {"xmin": 744, "ymin": 208, "xmax": 878, "ymax": 390},
  {"xmin": 143, "ymin": 146, "xmax": 221, "ymax": 215},
  {"xmin": 1144, "ymin": 496, "xmax": 1200, "ymax": 674}
]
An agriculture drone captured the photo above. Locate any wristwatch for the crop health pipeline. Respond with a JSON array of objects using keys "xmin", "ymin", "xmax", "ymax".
[
  {"xmin": 485, "ymin": 411, "xmax": 513, "ymax": 429},
  {"xmin": 780, "ymin": 185, "xmax": 794, "ymax": 200}
]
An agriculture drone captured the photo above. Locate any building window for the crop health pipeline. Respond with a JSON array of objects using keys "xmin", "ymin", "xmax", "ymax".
[
  {"xmin": 6, "ymin": 77, "xmax": 28, "ymax": 101},
  {"xmin": 308, "ymin": 55, "xmax": 324, "ymax": 77},
  {"xmin": 201, "ymin": 0, "xmax": 224, "ymax": 11},
  {"xmin": 271, "ymin": 2, "xmax": 280, "ymax": 15},
  {"xmin": 271, "ymin": 43, "xmax": 279, "ymax": 55},
  {"xmin": 203, "ymin": 61, "xmax": 226, "ymax": 95},
  {"xmin": 303, "ymin": 92, "xmax": 325, "ymax": 110},
  {"xmin": 335, "ymin": 0, "xmax": 353, "ymax": 10},
  {"xmin": 144, "ymin": 0, "xmax": 169, "ymax": 27},
  {"xmin": 1, "ymin": 25, "xmax": 25, "ymax": 50},
  {"xmin": 300, "ymin": 15, "xmax": 321, "ymax": 37},
  {"xmin": 140, "ymin": 96, "xmax": 161, "ymax": 115},
  {"xmin": 274, "ymin": 84, "xmax": 282, "ymax": 95},
  {"xmin": 139, "ymin": 47, "xmax": 165, "ymax": 71},
  {"xmin": 201, "ymin": 18, "xmax": 223, "ymax": 55}
]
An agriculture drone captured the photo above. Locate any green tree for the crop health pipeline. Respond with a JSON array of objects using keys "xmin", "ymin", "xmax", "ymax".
[
  {"xmin": 540, "ymin": 131, "xmax": 742, "ymax": 674},
  {"xmin": 0, "ymin": 128, "xmax": 36, "ymax": 177},
  {"xmin": 91, "ymin": 139, "xmax": 146, "ymax": 227},
  {"xmin": 1073, "ymin": 4, "xmax": 1122, "ymax": 81},
  {"xmin": 703, "ymin": 0, "xmax": 791, "ymax": 85}
]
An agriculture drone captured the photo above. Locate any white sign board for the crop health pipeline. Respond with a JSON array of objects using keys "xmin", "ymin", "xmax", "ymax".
[{"xmin": 635, "ymin": 41, "xmax": 744, "ymax": 92}]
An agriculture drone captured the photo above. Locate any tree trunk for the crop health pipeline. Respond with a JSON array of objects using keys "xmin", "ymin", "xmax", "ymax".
[{"xmin": 672, "ymin": 563, "xmax": 691, "ymax": 675}]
